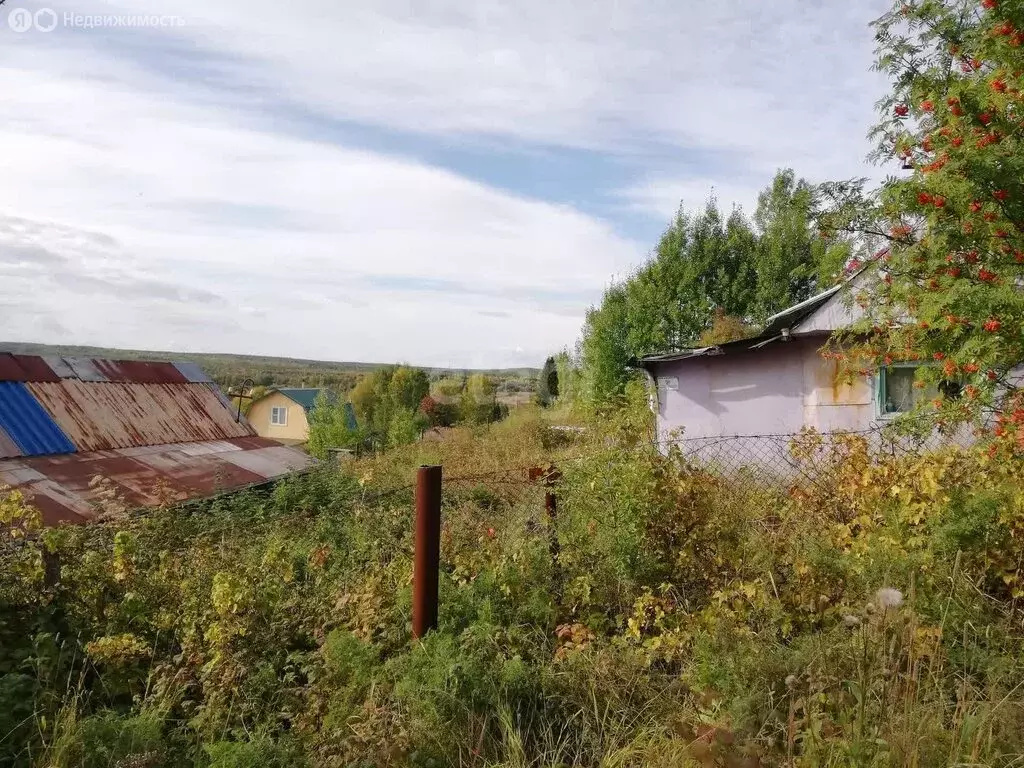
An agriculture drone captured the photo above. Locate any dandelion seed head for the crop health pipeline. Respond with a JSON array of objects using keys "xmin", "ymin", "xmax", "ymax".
[{"xmin": 875, "ymin": 587, "xmax": 904, "ymax": 609}]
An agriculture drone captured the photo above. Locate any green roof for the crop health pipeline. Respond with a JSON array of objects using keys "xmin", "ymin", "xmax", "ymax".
[{"xmin": 275, "ymin": 388, "xmax": 337, "ymax": 412}]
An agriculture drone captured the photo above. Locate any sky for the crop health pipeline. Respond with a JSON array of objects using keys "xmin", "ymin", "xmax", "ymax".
[{"xmin": 0, "ymin": 0, "xmax": 891, "ymax": 369}]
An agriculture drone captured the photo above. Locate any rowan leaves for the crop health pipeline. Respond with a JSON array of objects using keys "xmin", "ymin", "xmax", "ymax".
[{"xmin": 831, "ymin": 0, "xmax": 1024, "ymax": 424}]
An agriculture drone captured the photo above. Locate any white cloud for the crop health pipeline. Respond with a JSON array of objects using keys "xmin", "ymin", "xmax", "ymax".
[
  {"xmin": 0, "ymin": 0, "xmax": 894, "ymax": 366},
  {"xmin": 0, "ymin": 55, "xmax": 639, "ymax": 368},
  {"xmin": 620, "ymin": 177, "xmax": 769, "ymax": 222},
  {"xmin": 82, "ymin": 0, "xmax": 893, "ymax": 171},
  {"xmin": 86, "ymin": 0, "xmax": 890, "ymax": 153}
]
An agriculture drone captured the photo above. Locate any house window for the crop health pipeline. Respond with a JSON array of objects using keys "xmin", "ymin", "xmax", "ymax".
[
  {"xmin": 879, "ymin": 366, "xmax": 919, "ymax": 414},
  {"xmin": 878, "ymin": 364, "xmax": 961, "ymax": 415},
  {"xmin": 271, "ymin": 406, "xmax": 288, "ymax": 426}
]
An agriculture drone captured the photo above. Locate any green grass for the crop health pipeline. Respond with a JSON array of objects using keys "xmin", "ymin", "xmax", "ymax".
[{"xmin": 3, "ymin": 398, "xmax": 1024, "ymax": 766}]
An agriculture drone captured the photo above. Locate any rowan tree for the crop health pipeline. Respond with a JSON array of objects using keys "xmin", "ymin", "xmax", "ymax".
[{"xmin": 825, "ymin": 0, "xmax": 1024, "ymax": 427}]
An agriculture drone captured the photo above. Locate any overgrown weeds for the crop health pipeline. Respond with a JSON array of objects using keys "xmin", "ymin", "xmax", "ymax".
[{"xmin": 3, "ymin": 401, "xmax": 1024, "ymax": 765}]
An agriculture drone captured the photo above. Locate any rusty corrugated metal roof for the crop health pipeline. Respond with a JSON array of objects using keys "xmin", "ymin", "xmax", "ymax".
[
  {"xmin": 28, "ymin": 381, "xmax": 256, "ymax": 452},
  {"xmin": 0, "ymin": 355, "xmax": 313, "ymax": 526},
  {"xmin": 0, "ymin": 425, "xmax": 22, "ymax": 459},
  {"xmin": 0, "ymin": 437, "xmax": 316, "ymax": 526}
]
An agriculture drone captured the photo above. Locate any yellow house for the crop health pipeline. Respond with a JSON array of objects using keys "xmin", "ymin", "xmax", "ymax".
[{"xmin": 248, "ymin": 388, "xmax": 336, "ymax": 445}]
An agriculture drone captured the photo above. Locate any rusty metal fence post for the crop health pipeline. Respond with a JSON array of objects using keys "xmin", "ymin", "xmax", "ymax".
[
  {"xmin": 43, "ymin": 550, "xmax": 61, "ymax": 588},
  {"xmin": 413, "ymin": 465, "xmax": 442, "ymax": 639},
  {"xmin": 530, "ymin": 465, "xmax": 563, "ymax": 606}
]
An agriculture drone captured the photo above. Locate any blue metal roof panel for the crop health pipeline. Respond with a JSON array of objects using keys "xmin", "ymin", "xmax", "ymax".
[
  {"xmin": 172, "ymin": 360, "xmax": 213, "ymax": 383},
  {"xmin": 0, "ymin": 382, "xmax": 76, "ymax": 456}
]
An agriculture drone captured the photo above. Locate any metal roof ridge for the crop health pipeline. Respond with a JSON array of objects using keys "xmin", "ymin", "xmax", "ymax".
[
  {"xmin": 1, "ymin": 354, "xmax": 220, "ymax": 384},
  {"xmin": 764, "ymin": 283, "xmax": 842, "ymax": 325},
  {"xmin": 637, "ymin": 347, "xmax": 714, "ymax": 364},
  {"xmin": 764, "ymin": 248, "xmax": 887, "ymax": 326}
]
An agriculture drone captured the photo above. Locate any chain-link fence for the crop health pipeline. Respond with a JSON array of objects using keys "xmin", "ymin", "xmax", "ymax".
[
  {"xmin": 650, "ymin": 416, "xmax": 984, "ymax": 508},
  {"xmin": 665, "ymin": 419, "xmax": 973, "ymax": 465},
  {"xmin": 1, "ymin": 416, "xmax": 990, "ymax": 593}
]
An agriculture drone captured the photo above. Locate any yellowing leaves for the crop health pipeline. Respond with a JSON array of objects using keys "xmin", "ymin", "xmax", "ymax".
[
  {"xmin": 85, "ymin": 633, "xmax": 151, "ymax": 666},
  {"xmin": 0, "ymin": 485, "xmax": 40, "ymax": 539}
]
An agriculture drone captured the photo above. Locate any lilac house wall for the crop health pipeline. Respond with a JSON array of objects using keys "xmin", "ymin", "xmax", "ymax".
[{"xmin": 650, "ymin": 336, "xmax": 875, "ymax": 444}]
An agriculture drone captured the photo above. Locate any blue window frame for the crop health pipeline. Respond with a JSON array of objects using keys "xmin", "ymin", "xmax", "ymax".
[
  {"xmin": 878, "ymin": 364, "xmax": 922, "ymax": 415},
  {"xmin": 877, "ymin": 363, "xmax": 959, "ymax": 417}
]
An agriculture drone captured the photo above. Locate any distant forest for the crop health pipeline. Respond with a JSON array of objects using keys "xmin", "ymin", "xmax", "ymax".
[{"xmin": 0, "ymin": 342, "xmax": 539, "ymax": 395}]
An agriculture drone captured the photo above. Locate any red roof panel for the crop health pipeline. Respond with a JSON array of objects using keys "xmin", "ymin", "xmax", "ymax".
[
  {"xmin": 11, "ymin": 355, "xmax": 59, "ymax": 382},
  {"xmin": 91, "ymin": 360, "xmax": 190, "ymax": 384},
  {"xmin": 0, "ymin": 355, "xmax": 23, "ymax": 382},
  {"xmin": 0, "ymin": 354, "xmax": 61, "ymax": 383}
]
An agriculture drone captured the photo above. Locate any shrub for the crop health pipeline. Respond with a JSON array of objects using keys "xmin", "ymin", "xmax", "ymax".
[{"xmin": 4, "ymin": 410, "xmax": 1024, "ymax": 765}]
